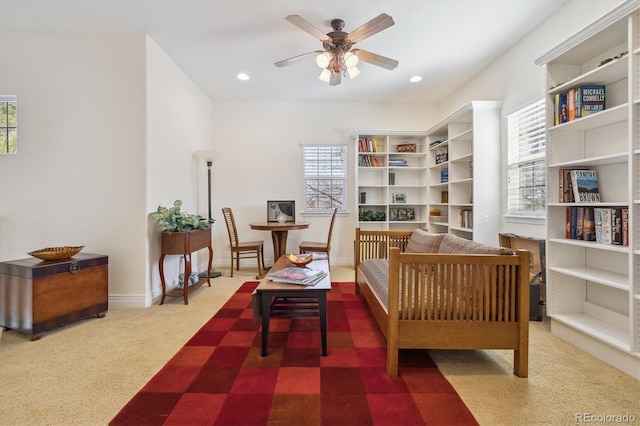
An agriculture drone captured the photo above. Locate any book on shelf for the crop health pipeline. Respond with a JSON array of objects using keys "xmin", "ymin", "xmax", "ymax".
[
  {"xmin": 582, "ymin": 207, "xmax": 595, "ymax": 241},
  {"xmin": 554, "ymin": 92, "xmax": 568, "ymax": 125},
  {"xmin": 388, "ymin": 158, "xmax": 408, "ymax": 167},
  {"xmin": 611, "ymin": 208, "xmax": 622, "ymax": 245},
  {"xmin": 594, "ymin": 208, "xmax": 603, "ymax": 243},
  {"xmin": 567, "ymin": 88, "xmax": 576, "ymax": 121},
  {"xmin": 600, "ymin": 208, "xmax": 612, "ymax": 244},
  {"xmin": 440, "ymin": 169, "xmax": 448, "ymax": 183},
  {"xmin": 570, "ymin": 169, "xmax": 600, "ymax": 202},
  {"xmin": 577, "ymin": 85, "xmax": 605, "ymax": 117},
  {"xmin": 575, "ymin": 207, "xmax": 584, "ymax": 240},
  {"xmin": 429, "ymin": 139, "xmax": 444, "ymax": 148},
  {"xmin": 622, "ymin": 208, "xmax": 629, "ymax": 246},
  {"xmin": 267, "ymin": 266, "xmax": 327, "ymax": 286}
]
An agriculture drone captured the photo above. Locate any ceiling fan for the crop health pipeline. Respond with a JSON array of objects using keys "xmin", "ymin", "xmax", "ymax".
[{"xmin": 275, "ymin": 13, "xmax": 399, "ymax": 86}]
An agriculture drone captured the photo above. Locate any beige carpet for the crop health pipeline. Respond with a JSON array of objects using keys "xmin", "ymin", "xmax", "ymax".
[{"xmin": 0, "ymin": 265, "xmax": 638, "ymax": 426}]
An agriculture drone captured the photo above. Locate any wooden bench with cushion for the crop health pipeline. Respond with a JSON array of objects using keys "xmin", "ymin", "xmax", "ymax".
[{"xmin": 355, "ymin": 228, "xmax": 530, "ymax": 377}]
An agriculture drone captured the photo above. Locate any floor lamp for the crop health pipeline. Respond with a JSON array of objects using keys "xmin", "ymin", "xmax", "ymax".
[{"xmin": 195, "ymin": 150, "xmax": 222, "ymax": 279}]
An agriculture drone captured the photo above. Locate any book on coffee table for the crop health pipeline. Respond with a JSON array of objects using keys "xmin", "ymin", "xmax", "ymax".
[{"xmin": 267, "ymin": 266, "xmax": 327, "ymax": 286}]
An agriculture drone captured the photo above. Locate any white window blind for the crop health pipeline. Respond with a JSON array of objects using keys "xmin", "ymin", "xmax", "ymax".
[
  {"xmin": 302, "ymin": 145, "xmax": 346, "ymax": 212},
  {"xmin": 507, "ymin": 99, "xmax": 546, "ymax": 216}
]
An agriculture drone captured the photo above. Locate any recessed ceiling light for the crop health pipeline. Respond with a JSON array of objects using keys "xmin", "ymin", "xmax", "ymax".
[
  {"xmin": 409, "ymin": 76, "xmax": 422, "ymax": 83},
  {"xmin": 237, "ymin": 73, "xmax": 250, "ymax": 81}
]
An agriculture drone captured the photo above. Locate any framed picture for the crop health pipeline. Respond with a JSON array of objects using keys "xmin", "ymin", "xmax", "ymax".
[
  {"xmin": 390, "ymin": 207, "xmax": 415, "ymax": 221},
  {"xmin": 389, "ymin": 207, "xmax": 399, "ymax": 221},
  {"xmin": 392, "ymin": 193, "xmax": 406, "ymax": 203},
  {"xmin": 267, "ymin": 200, "xmax": 295, "ymax": 222}
]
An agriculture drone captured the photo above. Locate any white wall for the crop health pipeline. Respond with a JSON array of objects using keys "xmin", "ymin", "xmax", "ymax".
[
  {"xmin": 0, "ymin": 31, "xmax": 214, "ymax": 308},
  {"xmin": 145, "ymin": 36, "xmax": 214, "ymax": 306},
  {"xmin": 0, "ymin": 29, "xmax": 148, "ymax": 303},
  {"xmin": 207, "ymin": 102, "xmax": 435, "ymax": 268},
  {"xmin": 437, "ymin": 0, "xmax": 626, "ymax": 239}
]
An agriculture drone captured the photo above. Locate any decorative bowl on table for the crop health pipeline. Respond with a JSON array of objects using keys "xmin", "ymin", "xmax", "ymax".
[
  {"xmin": 287, "ymin": 253, "xmax": 313, "ymax": 267},
  {"xmin": 28, "ymin": 245, "xmax": 84, "ymax": 261}
]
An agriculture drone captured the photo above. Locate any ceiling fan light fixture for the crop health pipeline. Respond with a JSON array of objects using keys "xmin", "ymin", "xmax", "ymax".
[
  {"xmin": 277, "ymin": 14, "xmax": 398, "ymax": 86},
  {"xmin": 347, "ymin": 66, "xmax": 361, "ymax": 79},
  {"xmin": 319, "ymin": 68, "xmax": 332, "ymax": 82},
  {"xmin": 344, "ymin": 51, "xmax": 359, "ymax": 68},
  {"xmin": 316, "ymin": 52, "xmax": 331, "ymax": 68}
]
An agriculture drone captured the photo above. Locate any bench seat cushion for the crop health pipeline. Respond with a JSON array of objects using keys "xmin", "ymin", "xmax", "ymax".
[{"xmin": 359, "ymin": 259, "xmax": 389, "ymax": 310}]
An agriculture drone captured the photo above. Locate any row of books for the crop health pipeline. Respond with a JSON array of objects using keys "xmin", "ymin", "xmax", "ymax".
[
  {"xmin": 267, "ymin": 266, "xmax": 327, "ymax": 286},
  {"xmin": 565, "ymin": 207, "xmax": 628, "ymax": 246},
  {"xmin": 458, "ymin": 209, "xmax": 473, "ymax": 229},
  {"xmin": 358, "ymin": 154, "xmax": 382, "ymax": 167},
  {"xmin": 559, "ymin": 168, "xmax": 600, "ymax": 203},
  {"xmin": 554, "ymin": 85, "xmax": 605, "ymax": 125},
  {"xmin": 358, "ymin": 138, "xmax": 379, "ymax": 153}
]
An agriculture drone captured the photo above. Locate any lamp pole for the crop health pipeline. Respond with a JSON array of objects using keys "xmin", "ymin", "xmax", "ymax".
[
  {"xmin": 207, "ymin": 161, "xmax": 213, "ymax": 222},
  {"xmin": 196, "ymin": 154, "xmax": 222, "ymax": 279}
]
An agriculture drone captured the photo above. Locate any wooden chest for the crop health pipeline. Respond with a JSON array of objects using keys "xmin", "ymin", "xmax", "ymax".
[{"xmin": 0, "ymin": 253, "xmax": 108, "ymax": 340}]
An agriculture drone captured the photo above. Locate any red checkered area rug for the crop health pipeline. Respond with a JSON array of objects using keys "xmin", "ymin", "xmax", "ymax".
[{"xmin": 110, "ymin": 282, "xmax": 478, "ymax": 425}]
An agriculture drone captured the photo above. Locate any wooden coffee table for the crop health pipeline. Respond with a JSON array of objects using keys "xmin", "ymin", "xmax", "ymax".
[{"xmin": 255, "ymin": 254, "xmax": 331, "ymax": 356}]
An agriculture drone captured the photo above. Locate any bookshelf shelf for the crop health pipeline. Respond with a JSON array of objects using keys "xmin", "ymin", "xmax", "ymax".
[
  {"xmin": 426, "ymin": 101, "xmax": 501, "ymax": 245},
  {"xmin": 549, "ymin": 265, "xmax": 629, "ymax": 290},
  {"xmin": 537, "ymin": 1, "xmax": 640, "ymax": 378}
]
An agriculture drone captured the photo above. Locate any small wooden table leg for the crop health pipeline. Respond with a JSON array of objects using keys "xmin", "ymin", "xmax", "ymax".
[
  {"xmin": 260, "ymin": 291, "xmax": 271, "ymax": 357},
  {"xmin": 319, "ymin": 294, "xmax": 328, "ymax": 356}
]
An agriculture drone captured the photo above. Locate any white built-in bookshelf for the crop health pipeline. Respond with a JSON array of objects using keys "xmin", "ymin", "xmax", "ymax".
[
  {"xmin": 535, "ymin": 0, "xmax": 640, "ymax": 378},
  {"xmin": 353, "ymin": 130, "xmax": 428, "ymax": 231},
  {"xmin": 425, "ymin": 101, "xmax": 502, "ymax": 246}
]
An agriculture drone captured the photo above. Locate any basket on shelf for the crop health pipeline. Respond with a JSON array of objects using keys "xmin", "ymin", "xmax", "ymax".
[{"xmin": 396, "ymin": 142, "xmax": 416, "ymax": 153}]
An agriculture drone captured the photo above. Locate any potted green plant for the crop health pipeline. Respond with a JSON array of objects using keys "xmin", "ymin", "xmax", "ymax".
[{"xmin": 149, "ymin": 200, "xmax": 212, "ymax": 232}]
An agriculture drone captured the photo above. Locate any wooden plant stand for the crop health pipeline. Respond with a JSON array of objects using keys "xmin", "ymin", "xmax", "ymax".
[{"xmin": 159, "ymin": 228, "xmax": 212, "ymax": 305}]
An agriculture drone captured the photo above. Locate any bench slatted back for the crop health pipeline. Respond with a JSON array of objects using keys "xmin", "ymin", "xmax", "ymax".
[{"xmin": 391, "ymin": 249, "xmax": 529, "ymax": 323}]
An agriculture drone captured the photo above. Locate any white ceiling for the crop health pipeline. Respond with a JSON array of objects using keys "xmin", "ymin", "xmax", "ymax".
[{"xmin": 0, "ymin": 0, "xmax": 568, "ymax": 104}]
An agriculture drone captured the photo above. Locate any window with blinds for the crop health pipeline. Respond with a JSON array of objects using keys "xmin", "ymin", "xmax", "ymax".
[
  {"xmin": 0, "ymin": 95, "xmax": 17, "ymax": 154},
  {"xmin": 302, "ymin": 145, "xmax": 346, "ymax": 212},
  {"xmin": 507, "ymin": 99, "xmax": 546, "ymax": 217}
]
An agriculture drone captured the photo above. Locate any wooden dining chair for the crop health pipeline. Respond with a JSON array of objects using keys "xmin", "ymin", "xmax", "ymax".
[
  {"xmin": 222, "ymin": 207, "xmax": 265, "ymax": 277},
  {"xmin": 299, "ymin": 207, "xmax": 338, "ymax": 265}
]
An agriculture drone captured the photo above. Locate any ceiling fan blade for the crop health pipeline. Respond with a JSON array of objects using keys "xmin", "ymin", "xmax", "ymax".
[
  {"xmin": 286, "ymin": 15, "xmax": 331, "ymax": 42},
  {"xmin": 329, "ymin": 70, "xmax": 342, "ymax": 86},
  {"xmin": 347, "ymin": 13, "xmax": 395, "ymax": 44},
  {"xmin": 353, "ymin": 49, "xmax": 399, "ymax": 70},
  {"xmin": 275, "ymin": 50, "xmax": 323, "ymax": 68}
]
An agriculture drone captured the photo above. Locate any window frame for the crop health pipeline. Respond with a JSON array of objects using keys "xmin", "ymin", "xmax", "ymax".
[
  {"xmin": 505, "ymin": 98, "xmax": 547, "ymax": 221},
  {"xmin": 0, "ymin": 95, "xmax": 18, "ymax": 154},
  {"xmin": 302, "ymin": 144, "xmax": 347, "ymax": 213}
]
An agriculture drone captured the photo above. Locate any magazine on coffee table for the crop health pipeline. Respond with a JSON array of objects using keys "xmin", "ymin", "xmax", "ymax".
[{"xmin": 267, "ymin": 266, "xmax": 327, "ymax": 286}]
